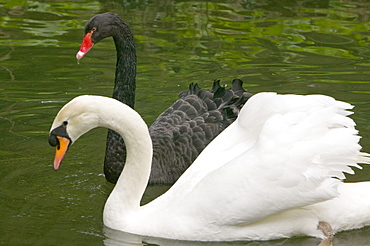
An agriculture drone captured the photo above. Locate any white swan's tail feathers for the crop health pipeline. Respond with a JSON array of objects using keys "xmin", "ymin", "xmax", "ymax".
[{"xmin": 358, "ymin": 152, "xmax": 370, "ymax": 165}]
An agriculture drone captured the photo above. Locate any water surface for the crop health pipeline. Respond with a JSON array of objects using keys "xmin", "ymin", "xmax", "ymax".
[{"xmin": 1, "ymin": 1, "xmax": 370, "ymax": 245}]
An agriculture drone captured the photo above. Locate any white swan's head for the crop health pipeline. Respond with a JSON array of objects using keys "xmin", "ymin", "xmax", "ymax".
[{"xmin": 49, "ymin": 95, "xmax": 102, "ymax": 170}]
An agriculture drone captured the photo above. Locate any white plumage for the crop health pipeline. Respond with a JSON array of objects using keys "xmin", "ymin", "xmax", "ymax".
[{"xmin": 50, "ymin": 92, "xmax": 370, "ymax": 241}]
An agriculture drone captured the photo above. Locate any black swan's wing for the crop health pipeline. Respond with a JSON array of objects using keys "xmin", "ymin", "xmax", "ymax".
[
  {"xmin": 78, "ymin": 13, "xmax": 253, "ymax": 185},
  {"xmin": 104, "ymin": 79, "xmax": 252, "ymax": 184}
]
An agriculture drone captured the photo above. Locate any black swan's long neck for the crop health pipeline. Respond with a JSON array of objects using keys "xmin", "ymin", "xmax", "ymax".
[
  {"xmin": 112, "ymin": 22, "xmax": 136, "ymax": 108},
  {"xmin": 104, "ymin": 20, "xmax": 136, "ymax": 183}
]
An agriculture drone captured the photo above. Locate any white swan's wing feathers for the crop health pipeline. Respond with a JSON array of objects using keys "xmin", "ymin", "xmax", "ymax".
[
  {"xmin": 358, "ymin": 152, "xmax": 370, "ymax": 165},
  {"xmin": 162, "ymin": 92, "xmax": 368, "ymax": 226}
]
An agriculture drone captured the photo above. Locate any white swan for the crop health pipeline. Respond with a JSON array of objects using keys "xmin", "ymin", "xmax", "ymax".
[{"xmin": 49, "ymin": 92, "xmax": 370, "ymax": 241}]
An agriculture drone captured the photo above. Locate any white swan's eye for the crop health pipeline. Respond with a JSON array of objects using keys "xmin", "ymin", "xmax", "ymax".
[{"xmin": 63, "ymin": 121, "xmax": 68, "ymax": 126}]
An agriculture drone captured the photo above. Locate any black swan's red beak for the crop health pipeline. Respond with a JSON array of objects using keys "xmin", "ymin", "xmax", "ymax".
[{"xmin": 76, "ymin": 32, "xmax": 94, "ymax": 60}]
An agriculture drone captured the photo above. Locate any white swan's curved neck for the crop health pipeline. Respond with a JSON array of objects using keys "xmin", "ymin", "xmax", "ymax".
[{"xmin": 98, "ymin": 99, "xmax": 152, "ymax": 224}]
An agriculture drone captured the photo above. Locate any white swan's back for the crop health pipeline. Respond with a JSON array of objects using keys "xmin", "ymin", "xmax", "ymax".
[
  {"xmin": 138, "ymin": 92, "xmax": 370, "ymax": 240},
  {"xmin": 167, "ymin": 93, "xmax": 362, "ymax": 191}
]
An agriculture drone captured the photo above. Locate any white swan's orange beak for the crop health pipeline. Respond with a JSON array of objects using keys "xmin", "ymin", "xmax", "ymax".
[
  {"xmin": 76, "ymin": 32, "xmax": 94, "ymax": 60},
  {"xmin": 54, "ymin": 136, "xmax": 71, "ymax": 170}
]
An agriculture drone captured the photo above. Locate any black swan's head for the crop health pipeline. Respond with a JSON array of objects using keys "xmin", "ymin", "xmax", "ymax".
[
  {"xmin": 84, "ymin": 12, "xmax": 123, "ymax": 44},
  {"xmin": 76, "ymin": 12, "xmax": 132, "ymax": 60}
]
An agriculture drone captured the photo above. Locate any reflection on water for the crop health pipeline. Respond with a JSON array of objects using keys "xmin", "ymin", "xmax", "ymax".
[
  {"xmin": 103, "ymin": 226, "xmax": 370, "ymax": 246},
  {"xmin": 1, "ymin": 0, "xmax": 370, "ymax": 245}
]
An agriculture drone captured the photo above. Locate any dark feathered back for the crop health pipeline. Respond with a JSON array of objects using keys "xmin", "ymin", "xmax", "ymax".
[{"xmin": 105, "ymin": 79, "xmax": 252, "ymax": 184}]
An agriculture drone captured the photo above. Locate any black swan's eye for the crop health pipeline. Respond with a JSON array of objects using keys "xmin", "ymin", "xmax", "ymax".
[{"xmin": 92, "ymin": 27, "xmax": 97, "ymax": 32}]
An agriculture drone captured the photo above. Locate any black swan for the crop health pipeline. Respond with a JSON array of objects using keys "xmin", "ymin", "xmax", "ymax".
[{"xmin": 76, "ymin": 12, "xmax": 252, "ymax": 184}]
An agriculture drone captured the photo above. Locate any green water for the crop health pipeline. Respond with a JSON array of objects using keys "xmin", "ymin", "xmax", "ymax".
[{"xmin": 1, "ymin": 0, "xmax": 370, "ymax": 245}]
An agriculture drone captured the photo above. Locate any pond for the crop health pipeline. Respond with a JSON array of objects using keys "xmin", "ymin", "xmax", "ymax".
[{"xmin": 1, "ymin": 0, "xmax": 370, "ymax": 245}]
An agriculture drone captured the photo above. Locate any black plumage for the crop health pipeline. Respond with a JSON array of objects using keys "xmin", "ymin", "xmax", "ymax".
[{"xmin": 78, "ymin": 13, "xmax": 252, "ymax": 184}]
